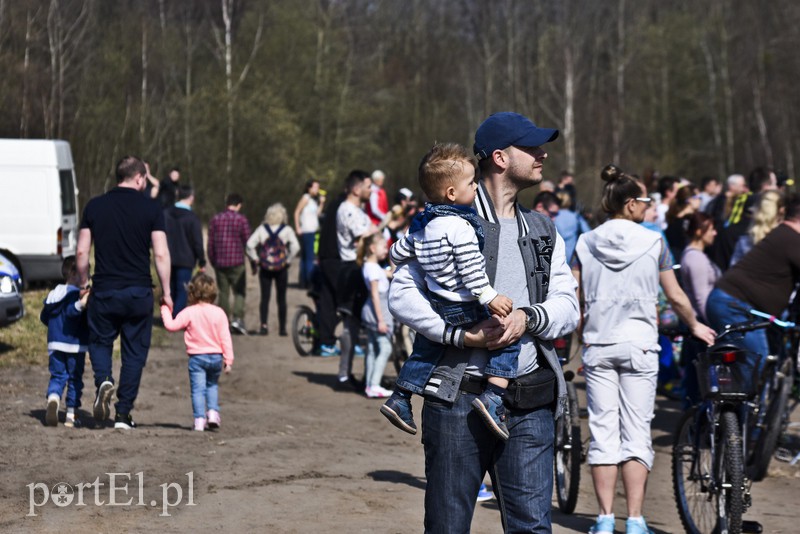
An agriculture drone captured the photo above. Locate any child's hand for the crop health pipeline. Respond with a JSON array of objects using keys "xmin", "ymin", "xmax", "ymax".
[
  {"xmin": 488, "ymin": 295, "xmax": 513, "ymax": 317},
  {"xmin": 224, "ymin": 364, "xmax": 232, "ymax": 374},
  {"xmin": 79, "ymin": 290, "xmax": 90, "ymax": 308}
]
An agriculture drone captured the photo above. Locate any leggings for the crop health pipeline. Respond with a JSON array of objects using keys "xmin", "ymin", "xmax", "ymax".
[{"xmin": 258, "ymin": 267, "xmax": 288, "ymax": 330}]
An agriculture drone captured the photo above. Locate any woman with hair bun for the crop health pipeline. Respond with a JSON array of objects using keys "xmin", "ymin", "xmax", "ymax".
[{"xmin": 572, "ymin": 165, "xmax": 716, "ymax": 534}]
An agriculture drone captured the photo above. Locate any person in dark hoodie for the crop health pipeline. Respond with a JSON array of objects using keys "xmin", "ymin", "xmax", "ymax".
[
  {"xmin": 164, "ymin": 185, "xmax": 206, "ymax": 315},
  {"xmin": 572, "ymin": 165, "xmax": 715, "ymax": 534},
  {"xmin": 41, "ymin": 256, "xmax": 90, "ymax": 427}
]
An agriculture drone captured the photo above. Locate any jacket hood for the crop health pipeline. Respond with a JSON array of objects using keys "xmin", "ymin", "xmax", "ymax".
[{"xmin": 581, "ymin": 219, "xmax": 662, "ymax": 271}]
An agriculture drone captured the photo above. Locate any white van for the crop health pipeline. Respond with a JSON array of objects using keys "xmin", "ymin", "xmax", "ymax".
[{"xmin": 0, "ymin": 139, "xmax": 79, "ymax": 285}]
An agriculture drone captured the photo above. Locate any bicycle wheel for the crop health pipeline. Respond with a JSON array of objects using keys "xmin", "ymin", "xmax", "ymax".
[
  {"xmin": 673, "ymin": 406, "xmax": 716, "ymax": 534},
  {"xmin": 717, "ymin": 410, "xmax": 744, "ymax": 534},
  {"xmin": 292, "ymin": 305, "xmax": 318, "ymax": 356},
  {"xmin": 748, "ymin": 359, "xmax": 793, "ymax": 481},
  {"xmin": 555, "ymin": 381, "xmax": 581, "ymax": 513}
]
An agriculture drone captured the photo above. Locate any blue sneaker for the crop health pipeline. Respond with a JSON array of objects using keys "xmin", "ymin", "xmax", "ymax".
[
  {"xmin": 589, "ymin": 516, "xmax": 616, "ymax": 533},
  {"xmin": 380, "ymin": 395, "xmax": 417, "ymax": 435},
  {"xmin": 471, "ymin": 391, "xmax": 509, "ymax": 441},
  {"xmin": 319, "ymin": 344, "xmax": 340, "ymax": 357},
  {"xmin": 354, "ymin": 345, "xmax": 365, "ymax": 357},
  {"xmin": 476, "ymin": 483, "xmax": 494, "ymax": 502},
  {"xmin": 625, "ymin": 518, "xmax": 653, "ymax": 534}
]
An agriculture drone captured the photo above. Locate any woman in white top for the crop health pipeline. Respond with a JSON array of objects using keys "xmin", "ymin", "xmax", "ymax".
[
  {"xmin": 572, "ymin": 165, "xmax": 715, "ymax": 534},
  {"xmin": 293, "ymin": 179, "xmax": 325, "ymax": 288},
  {"xmin": 247, "ymin": 203, "xmax": 300, "ymax": 336}
]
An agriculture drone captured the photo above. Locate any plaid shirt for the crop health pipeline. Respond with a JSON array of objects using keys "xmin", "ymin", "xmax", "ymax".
[{"xmin": 207, "ymin": 209, "xmax": 251, "ymax": 268}]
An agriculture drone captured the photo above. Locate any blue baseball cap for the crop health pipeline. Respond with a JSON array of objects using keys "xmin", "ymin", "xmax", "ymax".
[{"xmin": 473, "ymin": 112, "xmax": 559, "ymax": 161}]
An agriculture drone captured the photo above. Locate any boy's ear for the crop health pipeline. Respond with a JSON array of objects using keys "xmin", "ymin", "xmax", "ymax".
[{"xmin": 445, "ymin": 186, "xmax": 456, "ymax": 202}]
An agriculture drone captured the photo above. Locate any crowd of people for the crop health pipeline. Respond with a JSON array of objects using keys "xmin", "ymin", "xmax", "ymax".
[{"xmin": 38, "ymin": 111, "xmax": 800, "ymax": 533}]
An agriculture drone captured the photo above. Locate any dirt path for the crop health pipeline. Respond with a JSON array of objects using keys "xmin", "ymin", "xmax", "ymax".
[{"xmin": 1, "ymin": 264, "xmax": 798, "ymax": 533}]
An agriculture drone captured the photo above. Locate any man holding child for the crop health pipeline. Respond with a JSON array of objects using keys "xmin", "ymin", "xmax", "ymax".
[{"xmin": 388, "ymin": 112, "xmax": 579, "ymax": 532}]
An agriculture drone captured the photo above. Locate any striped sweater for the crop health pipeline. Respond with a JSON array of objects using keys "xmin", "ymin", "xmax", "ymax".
[{"xmin": 390, "ymin": 215, "xmax": 498, "ymax": 305}]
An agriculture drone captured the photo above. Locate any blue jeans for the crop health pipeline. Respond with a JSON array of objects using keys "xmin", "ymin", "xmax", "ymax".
[
  {"xmin": 88, "ymin": 286, "xmax": 153, "ymax": 415},
  {"xmin": 171, "ymin": 266, "xmax": 194, "ymax": 315},
  {"xmin": 188, "ymin": 354, "xmax": 223, "ymax": 418},
  {"xmin": 299, "ymin": 232, "xmax": 317, "ymax": 287},
  {"xmin": 364, "ymin": 329, "xmax": 392, "ymax": 388},
  {"xmin": 422, "ymin": 393, "xmax": 554, "ymax": 533},
  {"xmin": 705, "ymin": 288, "xmax": 768, "ymax": 370},
  {"xmin": 396, "ymin": 298, "xmax": 519, "ymax": 395},
  {"xmin": 47, "ymin": 350, "xmax": 86, "ymax": 408}
]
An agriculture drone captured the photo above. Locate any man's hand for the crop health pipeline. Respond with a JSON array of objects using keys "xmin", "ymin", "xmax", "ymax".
[
  {"xmin": 691, "ymin": 322, "xmax": 716, "ymax": 346},
  {"xmin": 377, "ymin": 320, "xmax": 388, "ymax": 334},
  {"xmin": 161, "ymin": 293, "xmax": 174, "ymax": 312},
  {"xmin": 463, "ymin": 315, "xmax": 504, "ymax": 348},
  {"xmin": 486, "ymin": 309, "xmax": 527, "ymax": 351},
  {"xmin": 487, "ymin": 294, "xmax": 513, "ymax": 318},
  {"xmin": 250, "ymin": 260, "xmax": 258, "ymax": 276}
]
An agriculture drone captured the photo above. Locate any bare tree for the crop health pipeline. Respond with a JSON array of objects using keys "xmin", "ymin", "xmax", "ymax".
[{"xmin": 210, "ymin": 0, "xmax": 264, "ymax": 193}]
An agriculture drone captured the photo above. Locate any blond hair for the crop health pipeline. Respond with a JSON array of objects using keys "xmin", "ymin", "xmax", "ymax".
[
  {"xmin": 356, "ymin": 233, "xmax": 384, "ymax": 267},
  {"xmin": 264, "ymin": 203, "xmax": 288, "ymax": 225},
  {"xmin": 418, "ymin": 143, "xmax": 478, "ymax": 202},
  {"xmin": 187, "ymin": 273, "xmax": 218, "ymax": 305},
  {"xmin": 749, "ymin": 190, "xmax": 784, "ymax": 244}
]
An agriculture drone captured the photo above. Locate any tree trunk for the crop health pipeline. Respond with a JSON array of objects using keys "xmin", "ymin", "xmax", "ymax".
[
  {"xmin": 612, "ymin": 0, "xmax": 626, "ymax": 164},
  {"xmin": 701, "ymin": 37, "xmax": 725, "ymax": 179},
  {"xmin": 20, "ymin": 7, "xmax": 35, "ymax": 137},
  {"xmin": 140, "ymin": 20, "xmax": 148, "ymax": 147}
]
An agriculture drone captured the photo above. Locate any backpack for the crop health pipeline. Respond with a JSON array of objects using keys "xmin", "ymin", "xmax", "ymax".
[{"xmin": 258, "ymin": 224, "xmax": 288, "ymax": 271}]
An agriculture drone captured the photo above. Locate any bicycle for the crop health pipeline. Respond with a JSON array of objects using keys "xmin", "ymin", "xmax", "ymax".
[
  {"xmin": 672, "ymin": 320, "xmax": 770, "ymax": 534},
  {"xmin": 554, "ymin": 334, "xmax": 583, "ymax": 514},
  {"xmin": 739, "ymin": 308, "xmax": 799, "ymax": 481}
]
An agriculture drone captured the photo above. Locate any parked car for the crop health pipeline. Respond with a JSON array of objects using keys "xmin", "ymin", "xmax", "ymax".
[{"xmin": 0, "ymin": 252, "xmax": 24, "ymax": 327}]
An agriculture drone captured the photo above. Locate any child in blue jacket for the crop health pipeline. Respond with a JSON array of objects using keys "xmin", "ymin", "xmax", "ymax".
[{"xmin": 41, "ymin": 256, "xmax": 90, "ymax": 427}]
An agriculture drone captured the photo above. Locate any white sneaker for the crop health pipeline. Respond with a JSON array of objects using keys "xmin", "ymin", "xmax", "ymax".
[
  {"xmin": 207, "ymin": 409, "xmax": 221, "ymax": 429},
  {"xmin": 46, "ymin": 394, "xmax": 60, "ymax": 426},
  {"xmin": 64, "ymin": 411, "xmax": 78, "ymax": 428},
  {"xmin": 193, "ymin": 417, "xmax": 206, "ymax": 431},
  {"xmin": 230, "ymin": 319, "xmax": 248, "ymax": 335},
  {"xmin": 365, "ymin": 386, "xmax": 390, "ymax": 398}
]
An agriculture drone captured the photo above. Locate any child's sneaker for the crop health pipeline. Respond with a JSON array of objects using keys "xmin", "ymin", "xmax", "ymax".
[
  {"xmin": 589, "ymin": 515, "xmax": 616, "ymax": 533},
  {"xmin": 193, "ymin": 417, "xmax": 206, "ymax": 431},
  {"xmin": 380, "ymin": 395, "xmax": 417, "ymax": 435},
  {"xmin": 45, "ymin": 394, "xmax": 60, "ymax": 426},
  {"xmin": 207, "ymin": 410, "xmax": 221, "ymax": 429},
  {"xmin": 64, "ymin": 411, "xmax": 79, "ymax": 428},
  {"xmin": 625, "ymin": 517, "xmax": 653, "ymax": 534},
  {"xmin": 471, "ymin": 391, "xmax": 510, "ymax": 441},
  {"xmin": 319, "ymin": 344, "xmax": 340, "ymax": 357},
  {"xmin": 365, "ymin": 386, "xmax": 391, "ymax": 398}
]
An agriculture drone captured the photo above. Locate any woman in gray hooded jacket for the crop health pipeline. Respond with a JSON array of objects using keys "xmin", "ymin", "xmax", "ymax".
[{"xmin": 572, "ymin": 165, "xmax": 715, "ymax": 534}]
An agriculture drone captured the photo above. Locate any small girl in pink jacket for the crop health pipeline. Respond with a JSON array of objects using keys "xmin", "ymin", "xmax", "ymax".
[{"xmin": 161, "ymin": 273, "xmax": 234, "ymax": 431}]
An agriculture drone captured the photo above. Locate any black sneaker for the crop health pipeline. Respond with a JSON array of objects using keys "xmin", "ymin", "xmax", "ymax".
[
  {"xmin": 114, "ymin": 413, "xmax": 137, "ymax": 430},
  {"xmin": 230, "ymin": 319, "xmax": 248, "ymax": 335},
  {"xmin": 93, "ymin": 380, "xmax": 115, "ymax": 421}
]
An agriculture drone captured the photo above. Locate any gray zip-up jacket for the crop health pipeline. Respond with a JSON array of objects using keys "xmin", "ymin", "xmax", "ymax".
[{"xmin": 388, "ymin": 181, "xmax": 580, "ymax": 418}]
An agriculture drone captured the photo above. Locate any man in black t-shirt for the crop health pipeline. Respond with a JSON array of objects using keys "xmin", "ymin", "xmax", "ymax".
[{"xmin": 76, "ymin": 156, "xmax": 172, "ymax": 430}]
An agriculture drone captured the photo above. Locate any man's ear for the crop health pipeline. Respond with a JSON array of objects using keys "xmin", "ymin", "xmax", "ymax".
[
  {"xmin": 445, "ymin": 186, "xmax": 457, "ymax": 202},
  {"xmin": 491, "ymin": 149, "xmax": 509, "ymax": 170}
]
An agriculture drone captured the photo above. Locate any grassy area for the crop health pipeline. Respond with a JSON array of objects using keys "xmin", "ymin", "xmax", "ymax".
[{"xmin": 0, "ymin": 288, "xmax": 168, "ymax": 368}]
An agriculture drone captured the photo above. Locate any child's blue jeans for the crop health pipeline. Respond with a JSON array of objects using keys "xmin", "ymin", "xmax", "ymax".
[
  {"xmin": 47, "ymin": 350, "xmax": 86, "ymax": 408},
  {"xmin": 188, "ymin": 354, "xmax": 223, "ymax": 419},
  {"xmin": 395, "ymin": 297, "xmax": 519, "ymax": 395}
]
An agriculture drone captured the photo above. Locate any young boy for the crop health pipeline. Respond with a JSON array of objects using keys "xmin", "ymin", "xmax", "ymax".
[
  {"xmin": 380, "ymin": 142, "xmax": 516, "ymax": 440},
  {"xmin": 41, "ymin": 256, "xmax": 90, "ymax": 427}
]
